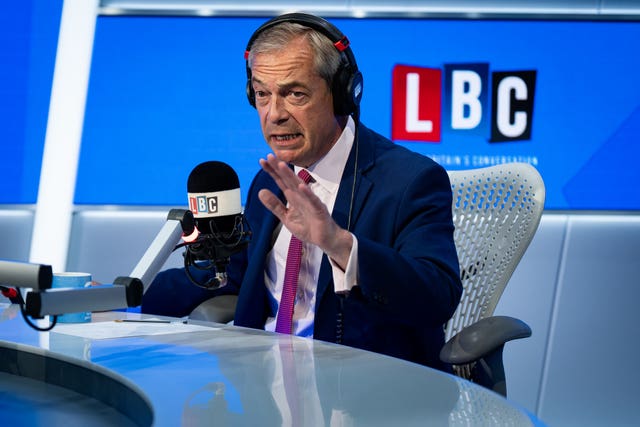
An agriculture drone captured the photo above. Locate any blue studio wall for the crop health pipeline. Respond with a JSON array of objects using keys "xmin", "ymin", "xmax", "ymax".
[
  {"xmin": 3, "ymin": 5, "xmax": 640, "ymax": 211},
  {"xmin": 77, "ymin": 16, "xmax": 640, "ymax": 210},
  {"xmin": 0, "ymin": 0, "xmax": 62, "ymax": 204}
]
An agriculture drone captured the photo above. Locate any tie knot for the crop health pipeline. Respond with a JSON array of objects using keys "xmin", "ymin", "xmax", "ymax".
[{"xmin": 297, "ymin": 169, "xmax": 313, "ymax": 184}]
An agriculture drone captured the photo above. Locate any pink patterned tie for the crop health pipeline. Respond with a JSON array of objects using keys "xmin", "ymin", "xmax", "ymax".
[{"xmin": 275, "ymin": 169, "xmax": 313, "ymax": 334}]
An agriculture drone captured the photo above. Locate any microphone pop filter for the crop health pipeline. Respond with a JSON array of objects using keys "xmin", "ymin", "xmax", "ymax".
[{"xmin": 187, "ymin": 161, "xmax": 242, "ymax": 233}]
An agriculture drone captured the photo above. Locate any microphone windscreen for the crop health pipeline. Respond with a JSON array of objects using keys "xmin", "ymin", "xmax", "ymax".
[{"xmin": 187, "ymin": 161, "xmax": 242, "ymax": 234}]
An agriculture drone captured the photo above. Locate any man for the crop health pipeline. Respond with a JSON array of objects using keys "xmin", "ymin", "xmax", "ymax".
[{"xmin": 143, "ymin": 13, "xmax": 462, "ymax": 371}]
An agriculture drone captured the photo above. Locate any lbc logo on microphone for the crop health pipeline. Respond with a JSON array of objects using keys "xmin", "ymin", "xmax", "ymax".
[
  {"xmin": 190, "ymin": 196, "xmax": 218, "ymax": 215},
  {"xmin": 392, "ymin": 63, "xmax": 537, "ymax": 143}
]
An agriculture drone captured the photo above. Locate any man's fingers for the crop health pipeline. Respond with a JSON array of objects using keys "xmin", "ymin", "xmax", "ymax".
[
  {"xmin": 258, "ymin": 189, "xmax": 286, "ymax": 221},
  {"xmin": 260, "ymin": 154, "xmax": 301, "ymax": 191},
  {"xmin": 283, "ymin": 183, "xmax": 320, "ymax": 211}
]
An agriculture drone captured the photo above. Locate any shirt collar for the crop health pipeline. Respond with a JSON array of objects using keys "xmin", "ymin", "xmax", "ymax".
[{"xmin": 294, "ymin": 116, "xmax": 355, "ymax": 194}]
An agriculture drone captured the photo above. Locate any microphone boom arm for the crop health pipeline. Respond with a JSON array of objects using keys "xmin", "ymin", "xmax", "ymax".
[
  {"xmin": 130, "ymin": 209, "xmax": 194, "ymax": 294},
  {"xmin": 21, "ymin": 209, "xmax": 195, "ymax": 318}
]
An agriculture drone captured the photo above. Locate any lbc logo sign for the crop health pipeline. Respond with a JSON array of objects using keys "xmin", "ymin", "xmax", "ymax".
[
  {"xmin": 189, "ymin": 195, "xmax": 218, "ymax": 215},
  {"xmin": 392, "ymin": 63, "xmax": 537, "ymax": 143}
]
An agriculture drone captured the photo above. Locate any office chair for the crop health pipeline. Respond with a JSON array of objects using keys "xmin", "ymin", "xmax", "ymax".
[
  {"xmin": 439, "ymin": 162, "xmax": 545, "ymax": 397},
  {"xmin": 190, "ymin": 163, "xmax": 545, "ymax": 397}
]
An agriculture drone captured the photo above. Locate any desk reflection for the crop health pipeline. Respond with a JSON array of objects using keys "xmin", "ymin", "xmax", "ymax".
[
  {"xmin": 0, "ymin": 305, "xmax": 537, "ymax": 426},
  {"xmin": 150, "ymin": 328, "xmax": 513, "ymax": 426}
]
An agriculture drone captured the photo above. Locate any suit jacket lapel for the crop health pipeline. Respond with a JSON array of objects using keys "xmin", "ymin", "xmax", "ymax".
[
  {"xmin": 315, "ymin": 123, "xmax": 375, "ymax": 306},
  {"xmin": 252, "ymin": 176, "xmax": 284, "ymax": 259},
  {"xmin": 237, "ymin": 175, "xmax": 284, "ymax": 326}
]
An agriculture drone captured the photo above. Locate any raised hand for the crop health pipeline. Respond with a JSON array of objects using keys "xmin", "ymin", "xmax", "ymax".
[{"xmin": 258, "ymin": 154, "xmax": 352, "ymax": 270}]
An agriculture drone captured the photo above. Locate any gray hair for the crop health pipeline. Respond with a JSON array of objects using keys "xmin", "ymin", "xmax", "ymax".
[{"xmin": 247, "ymin": 22, "xmax": 342, "ymax": 88}]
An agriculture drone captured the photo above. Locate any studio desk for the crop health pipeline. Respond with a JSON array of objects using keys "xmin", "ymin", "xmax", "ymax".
[{"xmin": 0, "ymin": 303, "xmax": 541, "ymax": 426}]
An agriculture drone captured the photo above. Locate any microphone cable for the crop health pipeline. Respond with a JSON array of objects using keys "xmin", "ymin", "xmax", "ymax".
[
  {"xmin": 174, "ymin": 214, "xmax": 252, "ymax": 289},
  {"xmin": 0, "ymin": 286, "xmax": 58, "ymax": 332}
]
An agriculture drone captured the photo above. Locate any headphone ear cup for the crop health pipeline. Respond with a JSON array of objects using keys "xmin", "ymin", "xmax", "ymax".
[
  {"xmin": 332, "ymin": 66, "xmax": 363, "ymax": 116},
  {"xmin": 347, "ymin": 70, "xmax": 364, "ymax": 114},
  {"xmin": 332, "ymin": 65, "xmax": 350, "ymax": 116},
  {"xmin": 246, "ymin": 78, "xmax": 256, "ymax": 108}
]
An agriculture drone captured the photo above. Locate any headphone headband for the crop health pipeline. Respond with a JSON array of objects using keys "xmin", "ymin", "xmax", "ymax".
[{"xmin": 244, "ymin": 13, "xmax": 363, "ymax": 117}]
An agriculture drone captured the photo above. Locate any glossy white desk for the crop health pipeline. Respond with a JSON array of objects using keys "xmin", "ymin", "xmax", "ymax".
[{"xmin": 0, "ymin": 303, "xmax": 541, "ymax": 426}]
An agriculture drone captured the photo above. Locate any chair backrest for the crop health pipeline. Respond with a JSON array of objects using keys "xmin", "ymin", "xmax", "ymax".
[{"xmin": 444, "ymin": 163, "xmax": 545, "ymax": 342}]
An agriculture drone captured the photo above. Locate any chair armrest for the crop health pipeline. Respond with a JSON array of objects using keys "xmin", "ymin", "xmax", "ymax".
[
  {"xmin": 440, "ymin": 315, "xmax": 531, "ymax": 365},
  {"xmin": 189, "ymin": 294, "xmax": 238, "ymax": 324}
]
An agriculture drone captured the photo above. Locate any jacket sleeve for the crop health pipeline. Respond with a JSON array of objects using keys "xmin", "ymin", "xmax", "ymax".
[{"xmin": 354, "ymin": 160, "xmax": 462, "ymax": 327}]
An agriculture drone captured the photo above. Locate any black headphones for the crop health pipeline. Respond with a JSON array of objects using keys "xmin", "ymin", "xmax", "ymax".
[{"xmin": 244, "ymin": 13, "xmax": 363, "ymax": 117}]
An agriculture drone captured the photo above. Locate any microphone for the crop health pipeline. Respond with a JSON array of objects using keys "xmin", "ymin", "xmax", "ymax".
[{"xmin": 181, "ymin": 161, "xmax": 251, "ymax": 289}]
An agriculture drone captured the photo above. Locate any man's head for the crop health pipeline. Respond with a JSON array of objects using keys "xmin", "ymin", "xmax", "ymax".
[{"xmin": 245, "ymin": 14, "xmax": 362, "ymax": 167}]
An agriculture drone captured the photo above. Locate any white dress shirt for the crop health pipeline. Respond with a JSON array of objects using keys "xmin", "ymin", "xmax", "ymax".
[{"xmin": 264, "ymin": 117, "xmax": 359, "ymax": 337}]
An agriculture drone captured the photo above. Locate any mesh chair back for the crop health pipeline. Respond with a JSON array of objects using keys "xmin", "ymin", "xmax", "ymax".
[{"xmin": 445, "ymin": 163, "xmax": 545, "ymax": 341}]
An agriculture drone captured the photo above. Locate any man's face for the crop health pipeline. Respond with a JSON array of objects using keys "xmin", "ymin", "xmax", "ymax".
[{"xmin": 250, "ymin": 36, "xmax": 343, "ymax": 168}]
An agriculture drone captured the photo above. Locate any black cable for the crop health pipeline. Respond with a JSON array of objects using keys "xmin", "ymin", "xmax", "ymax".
[
  {"xmin": 19, "ymin": 301, "xmax": 57, "ymax": 332},
  {"xmin": 174, "ymin": 215, "xmax": 251, "ymax": 290}
]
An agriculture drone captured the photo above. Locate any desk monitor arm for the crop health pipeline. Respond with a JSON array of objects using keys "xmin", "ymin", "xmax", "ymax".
[{"xmin": 19, "ymin": 209, "xmax": 194, "ymax": 319}]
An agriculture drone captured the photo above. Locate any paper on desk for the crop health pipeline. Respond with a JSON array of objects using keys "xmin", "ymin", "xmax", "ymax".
[{"xmin": 53, "ymin": 319, "xmax": 217, "ymax": 340}]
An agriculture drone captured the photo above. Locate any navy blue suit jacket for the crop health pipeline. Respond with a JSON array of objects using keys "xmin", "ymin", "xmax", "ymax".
[{"xmin": 143, "ymin": 123, "xmax": 462, "ymax": 371}]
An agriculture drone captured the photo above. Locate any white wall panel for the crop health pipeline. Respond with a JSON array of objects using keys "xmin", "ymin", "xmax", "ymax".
[
  {"xmin": 537, "ymin": 215, "xmax": 640, "ymax": 426},
  {"xmin": 66, "ymin": 209, "xmax": 185, "ymax": 284},
  {"xmin": 601, "ymin": 0, "xmax": 640, "ymax": 13},
  {"xmin": 99, "ymin": 0, "xmax": 640, "ymax": 17},
  {"xmin": 0, "ymin": 209, "xmax": 35, "ymax": 262},
  {"xmin": 496, "ymin": 214, "xmax": 568, "ymax": 415}
]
